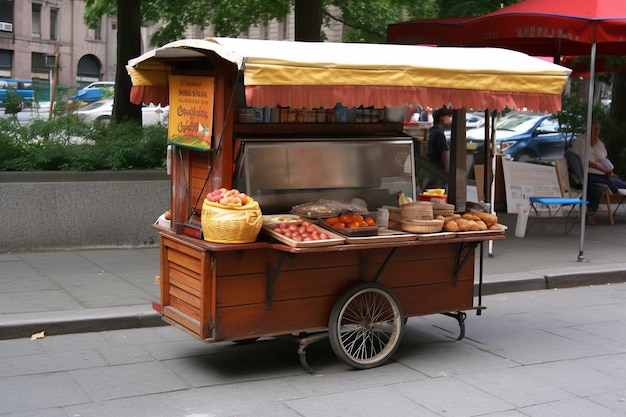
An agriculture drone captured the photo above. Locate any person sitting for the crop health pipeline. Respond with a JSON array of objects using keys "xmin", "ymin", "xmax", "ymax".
[{"xmin": 572, "ymin": 119, "xmax": 626, "ymax": 224}]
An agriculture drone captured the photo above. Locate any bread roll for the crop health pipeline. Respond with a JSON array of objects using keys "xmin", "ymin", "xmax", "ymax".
[{"xmin": 471, "ymin": 211, "xmax": 498, "ymax": 227}]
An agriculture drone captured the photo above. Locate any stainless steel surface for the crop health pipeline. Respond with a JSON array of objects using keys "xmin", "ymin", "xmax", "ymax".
[{"xmin": 235, "ymin": 138, "xmax": 416, "ymax": 214}]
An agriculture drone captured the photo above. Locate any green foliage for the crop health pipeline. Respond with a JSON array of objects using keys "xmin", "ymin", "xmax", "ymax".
[
  {"xmin": 0, "ymin": 116, "xmax": 167, "ymax": 171},
  {"xmin": 553, "ymin": 94, "xmax": 626, "ymax": 178},
  {"xmin": 553, "ymin": 93, "xmax": 588, "ymax": 149},
  {"xmin": 2, "ymin": 91, "xmax": 25, "ymax": 118},
  {"xmin": 438, "ymin": 0, "xmax": 520, "ymax": 18},
  {"xmin": 335, "ymin": 0, "xmax": 438, "ymax": 43},
  {"xmin": 85, "ymin": 0, "xmax": 441, "ymax": 47}
]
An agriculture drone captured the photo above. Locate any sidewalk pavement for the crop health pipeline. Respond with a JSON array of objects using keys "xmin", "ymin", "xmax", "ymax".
[{"xmin": 2, "ymin": 211, "xmax": 626, "ymax": 340}]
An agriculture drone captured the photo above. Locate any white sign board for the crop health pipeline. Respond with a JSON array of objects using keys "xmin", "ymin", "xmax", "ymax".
[{"xmin": 501, "ymin": 160, "xmax": 562, "ymax": 214}]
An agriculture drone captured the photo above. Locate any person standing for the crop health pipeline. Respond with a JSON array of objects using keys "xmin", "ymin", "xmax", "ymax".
[
  {"xmin": 424, "ymin": 105, "xmax": 453, "ymax": 190},
  {"xmin": 572, "ymin": 118, "xmax": 626, "ymax": 224}
]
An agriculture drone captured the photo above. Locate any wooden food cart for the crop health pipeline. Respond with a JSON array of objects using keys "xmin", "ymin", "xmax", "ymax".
[{"xmin": 128, "ymin": 38, "xmax": 570, "ymax": 371}]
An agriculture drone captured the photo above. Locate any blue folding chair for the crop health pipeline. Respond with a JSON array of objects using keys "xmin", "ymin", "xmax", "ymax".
[{"xmin": 528, "ymin": 196, "xmax": 585, "ymax": 234}]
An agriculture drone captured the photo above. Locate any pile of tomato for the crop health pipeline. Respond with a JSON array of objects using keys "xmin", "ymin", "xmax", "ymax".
[{"xmin": 324, "ymin": 213, "xmax": 377, "ymax": 229}]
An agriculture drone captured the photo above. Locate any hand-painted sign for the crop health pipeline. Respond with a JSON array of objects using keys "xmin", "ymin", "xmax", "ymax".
[{"xmin": 168, "ymin": 75, "xmax": 214, "ymax": 150}]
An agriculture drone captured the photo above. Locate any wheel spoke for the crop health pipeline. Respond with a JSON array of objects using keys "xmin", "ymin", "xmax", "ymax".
[{"xmin": 329, "ymin": 283, "xmax": 404, "ymax": 369}]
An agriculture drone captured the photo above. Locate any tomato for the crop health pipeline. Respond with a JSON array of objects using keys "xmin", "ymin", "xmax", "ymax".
[
  {"xmin": 325, "ymin": 217, "xmax": 340, "ymax": 226},
  {"xmin": 348, "ymin": 221, "xmax": 361, "ymax": 229},
  {"xmin": 352, "ymin": 214, "xmax": 364, "ymax": 223},
  {"xmin": 333, "ymin": 222, "xmax": 346, "ymax": 228},
  {"xmin": 364, "ymin": 217, "xmax": 377, "ymax": 226},
  {"xmin": 338, "ymin": 214, "xmax": 353, "ymax": 224}
]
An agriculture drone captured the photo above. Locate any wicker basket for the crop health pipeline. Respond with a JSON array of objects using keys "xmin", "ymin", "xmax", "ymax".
[
  {"xmin": 201, "ymin": 198, "xmax": 263, "ymax": 244},
  {"xmin": 432, "ymin": 203, "xmax": 455, "ymax": 218},
  {"xmin": 401, "ymin": 219, "xmax": 444, "ymax": 233},
  {"xmin": 401, "ymin": 201, "xmax": 434, "ymax": 220}
]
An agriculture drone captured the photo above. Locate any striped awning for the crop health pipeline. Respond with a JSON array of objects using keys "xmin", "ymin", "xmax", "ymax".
[{"xmin": 127, "ymin": 37, "xmax": 571, "ymax": 112}]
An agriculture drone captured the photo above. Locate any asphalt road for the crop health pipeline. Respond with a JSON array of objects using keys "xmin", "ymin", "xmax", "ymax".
[
  {"xmin": 0, "ymin": 103, "xmax": 52, "ymax": 124},
  {"xmin": 1, "ymin": 283, "xmax": 625, "ymax": 417}
]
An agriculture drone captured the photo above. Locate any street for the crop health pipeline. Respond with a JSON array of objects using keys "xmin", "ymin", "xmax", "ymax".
[
  {"xmin": 0, "ymin": 102, "xmax": 52, "ymax": 124},
  {"xmin": 1, "ymin": 283, "xmax": 625, "ymax": 417}
]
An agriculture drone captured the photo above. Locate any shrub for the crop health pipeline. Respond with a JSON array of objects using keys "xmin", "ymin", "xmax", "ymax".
[{"xmin": 0, "ymin": 115, "xmax": 168, "ymax": 171}]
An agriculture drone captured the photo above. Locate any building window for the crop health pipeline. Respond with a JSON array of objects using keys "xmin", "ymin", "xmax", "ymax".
[
  {"xmin": 0, "ymin": 49, "xmax": 12, "ymax": 77},
  {"xmin": 31, "ymin": 52, "xmax": 48, "ymax": 80},
  {"xmin": 0, "ymin": 0, "xmax": 14, "ymax": 27},
  {"xmin": 94, "ymin": 18, "xmax": 102, "ymax": 40},
  {"xmin": 32, "ymin": 3, "xmax": 42, "ymax": 38},
  {"xmin": 50, "ymin": 8, "xmax": 58, "ymax": 40}
]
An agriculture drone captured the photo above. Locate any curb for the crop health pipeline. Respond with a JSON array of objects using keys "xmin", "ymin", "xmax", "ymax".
[
  {"xmin": 0, "ymin": 306, "xmax": 165, "ymax": 341},
  {"xmin": 2, "ymin": 272, "xmax": 625, "ymax": 341}
]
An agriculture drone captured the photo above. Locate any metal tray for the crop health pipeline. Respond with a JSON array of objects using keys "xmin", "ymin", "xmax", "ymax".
[
  {"xmin": 316, "ymin": 219, "xmax": 379, "ymax": 237},
  {"xmin": 262, "ymin": 222, "xmax": 345, "ymax": 248},
  {"xmin": 345, "ymin": 228, "xmax": 418, "ymax": 244}
]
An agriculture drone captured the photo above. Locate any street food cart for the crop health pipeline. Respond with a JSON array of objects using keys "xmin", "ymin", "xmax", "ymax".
[{"xmin": 128, "ymin": 38, "xmax": 570, "ymax": 371}]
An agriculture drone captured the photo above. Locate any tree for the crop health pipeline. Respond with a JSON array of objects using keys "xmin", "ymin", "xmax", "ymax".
[{"xmin": 84, "ymin": 0, "xmax": 142, "ymax": 124}]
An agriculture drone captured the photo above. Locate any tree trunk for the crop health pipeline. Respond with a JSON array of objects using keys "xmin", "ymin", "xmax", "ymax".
[
  {"xmin": 113, "ymin": 0, "xmax": 141, "ymax": 123},
  {"xmin": 610, "ymin": 72, "xmax": 626, "ymax": 124},
  {"xmin": 295, "ymin": 0, "xmax": 323, "ymax": 41}
]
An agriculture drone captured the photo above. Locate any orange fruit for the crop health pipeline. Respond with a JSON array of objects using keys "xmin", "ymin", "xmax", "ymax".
[
  {"xmin": 364, "ymin": 217, "xmax": 376, "ymax": 226},
  {"xmin": 333, "ymin": 222, "xmax": 346, "ymax": 228}
]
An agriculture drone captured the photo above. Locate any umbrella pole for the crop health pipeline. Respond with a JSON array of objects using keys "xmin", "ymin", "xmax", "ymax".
[{"xmin": 578, "ymin": 42, "xmax": 597, "ymax": 263}]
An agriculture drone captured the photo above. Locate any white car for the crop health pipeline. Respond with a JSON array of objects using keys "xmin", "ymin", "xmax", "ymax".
[{"xmin": 75, "ymin": 99, "xmax": 168, "ymax": 126}]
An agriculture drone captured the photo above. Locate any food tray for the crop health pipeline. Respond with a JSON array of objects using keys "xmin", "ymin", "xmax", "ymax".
[
  {"xmin": 262, "ymin": 222, "xmax": 345, "ymax": 248},
  {"xmin": 345, "ymin": 228, "xmax": 418, "ymax": 244},
  {"xmin": 317, "ymin": 220, "xmax": 379, "ymax": 237},
  {"xmin": 454, "ymin": 224, "xmax": 508, "ymax": 235},
  {"xmin": 262, "ymin": 214, "xmax": 302, "ymax": 225}
]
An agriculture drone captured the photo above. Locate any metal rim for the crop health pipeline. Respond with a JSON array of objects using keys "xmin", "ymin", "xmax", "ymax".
[{"xmin": 329, "ymin": 282, "xmax": 403, "ymax": 369}]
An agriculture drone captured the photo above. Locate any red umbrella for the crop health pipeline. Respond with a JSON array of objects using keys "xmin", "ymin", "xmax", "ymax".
[
  {"xmin": 458, "ymin": 0, "xmax": 626, "ymax": 60},
  {"xmin": 455, "ymin": 0, "xmax": 626, "ymax": 261},
  {"xmin": 387, "ymin": 0, "xmax": 626, "ymax": 260}
]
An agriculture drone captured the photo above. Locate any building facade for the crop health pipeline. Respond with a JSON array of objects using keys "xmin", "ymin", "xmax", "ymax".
[{"xmin": 0, "ymin": 1, "xmax": 343, "ymax": 101}]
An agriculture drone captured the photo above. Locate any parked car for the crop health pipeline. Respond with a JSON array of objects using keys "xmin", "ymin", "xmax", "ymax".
[
  {"xmin": 466, "ymin": 111, "xmax": 570, "ymax": 162},
  {"xmin": 466, "ymin": 112, "xmax": 486, "ymax": 129},
  {"xmin": 75, "ymin": 98, "xmax": 169, "ymax": 126},
  {"xmin": 0, "ymin": 79, "xmax": 35, "ymax": 105},
  {"xmin": 69, "ymin": 81, "xmax": 115, "ymax": 103}
]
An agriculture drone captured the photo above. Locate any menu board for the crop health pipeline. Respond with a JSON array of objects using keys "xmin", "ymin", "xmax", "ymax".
[
  {"xmin": 167, "ymin": 75, "xmax": 215, "ymax": 150},
  {"xmin": 501, "ymin": 160, "xmax": 562, "ymax": 214}
]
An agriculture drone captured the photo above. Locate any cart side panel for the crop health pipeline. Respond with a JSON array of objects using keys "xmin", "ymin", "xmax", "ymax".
[
  {"xmin": 215, "ymin": 298, "xmax": 335, "ymax": 340},
  {"xmin": 213, "ymin": 251, "xmax": 360, "ymax": 340},
  {"xmin": 395, "ymin": 279, "xmax": 475, "ymax": 316},
  {"xmin": 374, "ymin": 244, "xmax": 476, "ymax": 315},
  {"xmin": 161, "ymin": 236, "xmax": 214, "ymax": 339}
]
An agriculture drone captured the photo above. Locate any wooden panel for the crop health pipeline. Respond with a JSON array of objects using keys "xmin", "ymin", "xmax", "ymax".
[
  {"xmin": 169, "ymin": 265, "xmax": 201, "ymax": 298},
  {"xmin": 163, "ymin": 306, "xmax": 201, "ymax": 335},
  {"xmin": 169, "ymin": 283, "xmax": 201, "ymax": 307},
  {"xmin": 160, "ymin": 235, "xmax": 215, "ymax": 339},
  {"xmin": 397, "ymin": 279, "xmax": 475, "ymax": 316},
  {"xmin": 214, "ymin": 296, "xmax": 335, "ymax": 340},
  {"xmin": 169, "ymin": 293, "xmax": 201, "ymax": 321},
  {"xmin": 215, "ymin": 249, "xmax": 276, "ymax": 276},
  {"xmin": 216, "ymin": 265, "xmax": 359, "ymax": 307}
]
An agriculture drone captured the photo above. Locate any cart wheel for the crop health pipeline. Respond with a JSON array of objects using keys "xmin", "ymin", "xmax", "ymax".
[{"xmin": 328, "ymin": 282, "xmax": 404, "ymax": 369}]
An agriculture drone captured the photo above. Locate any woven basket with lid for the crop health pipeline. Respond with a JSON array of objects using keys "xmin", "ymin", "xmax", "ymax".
[
  {"xmin": 433, "ymin": 203, "xmax": 455, "ymax": 218},
  {"xmin": 400, "ymin": 201, "xmax": 434, "ymax": 220},
  {"xmin": 401, "ymin": 219, "xmax": 444, "ymax": 233}
]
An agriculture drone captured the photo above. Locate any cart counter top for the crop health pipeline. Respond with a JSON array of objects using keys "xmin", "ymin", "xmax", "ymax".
[{"xmin": 153, "ymin": 224, "xmax": 505, "ymax": 253}]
